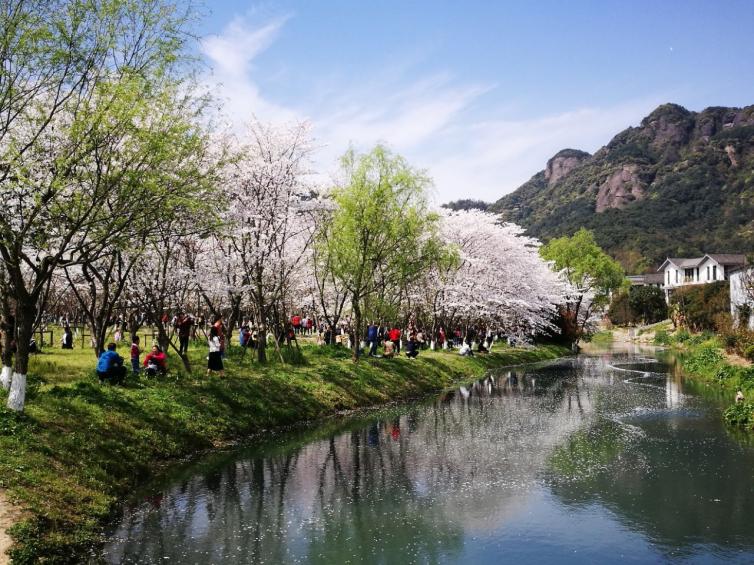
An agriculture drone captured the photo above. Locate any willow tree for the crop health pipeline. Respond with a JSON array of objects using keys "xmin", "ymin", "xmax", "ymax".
[
  {"xmin": 0, "ymin": 0, "xmax": 197, "ymax": 411},
  {"xmin": 540, "ymin": 228, "xmax": 625, "ymax": 341},
  {"xmin": 320, "ymin": 145, "xmax": 443, "ymax": 361}
]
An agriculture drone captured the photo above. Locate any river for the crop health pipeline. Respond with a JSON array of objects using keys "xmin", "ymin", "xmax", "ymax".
[{"xmin": 103, "ymin": 344, "xmax": 754, "ymax": 564}]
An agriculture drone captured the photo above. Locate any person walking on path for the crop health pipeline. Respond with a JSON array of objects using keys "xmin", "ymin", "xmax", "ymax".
[{"xmin": 207, "ymin": 326, "xmax": 224, "ymax": 377}]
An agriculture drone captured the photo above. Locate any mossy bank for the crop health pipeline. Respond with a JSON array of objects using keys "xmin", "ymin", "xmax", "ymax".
[{"xmin": 0, "ymin": 342, "xmax": 568, "ymax": 563}]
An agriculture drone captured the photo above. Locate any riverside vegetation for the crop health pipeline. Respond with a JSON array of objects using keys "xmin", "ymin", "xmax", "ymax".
[
  {"xmin": 0, "ymin": 339, "xmax": 568, "ymax": 563},
  {"xmin": 654, "ymin": 329, "xmax": 754, "ymax": 429}
]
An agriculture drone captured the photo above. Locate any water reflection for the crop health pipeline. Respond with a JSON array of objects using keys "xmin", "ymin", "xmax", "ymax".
[{"xmin": 104, "ymin": 351, "xmax": 754, "ymax": 564}]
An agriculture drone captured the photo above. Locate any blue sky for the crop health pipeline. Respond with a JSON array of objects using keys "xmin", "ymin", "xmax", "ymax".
[{"xmin": 195, "ymin": 1, "xmax": 754, "ymax": 204}]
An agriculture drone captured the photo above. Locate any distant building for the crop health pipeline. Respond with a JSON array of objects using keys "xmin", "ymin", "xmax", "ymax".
[
  {"xmin": 730, "ymin": 266, "xmax": 754, "ymax": 330},
  {"xmin": 657, "ymin": 254, "xmax": 747, "ymax": 302},
  {"xmin": 627, "ymin": 273, "xmax": 665, "ymax": 288}
]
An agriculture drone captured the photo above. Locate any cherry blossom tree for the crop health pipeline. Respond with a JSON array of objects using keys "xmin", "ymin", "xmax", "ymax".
[
  {"xmin": 216, "ymin": 119, "xmax": 316, "ymax": 363},
  {"xmin": 429, "ymin": 210, "xmax": 566, "ymax": 341}
]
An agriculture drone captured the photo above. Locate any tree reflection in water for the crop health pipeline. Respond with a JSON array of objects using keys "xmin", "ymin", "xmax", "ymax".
[{"xmin": 104, "ymin": 354, "xmax": 754, "ymax": 564}]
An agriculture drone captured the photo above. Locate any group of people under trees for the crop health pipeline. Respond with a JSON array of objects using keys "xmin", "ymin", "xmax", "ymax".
[{"xmin": 42, "ymin": 305, "xmax": 504, "ymax": 385}]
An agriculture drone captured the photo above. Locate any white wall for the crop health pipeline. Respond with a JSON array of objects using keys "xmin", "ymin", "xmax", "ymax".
[
  {"xmin": 730, "ymin": 269, "xmax": 754, "ymax": 330},
  {"xmin": 698, "ymin": 257, "xmax": 722, "ymax": 283}
]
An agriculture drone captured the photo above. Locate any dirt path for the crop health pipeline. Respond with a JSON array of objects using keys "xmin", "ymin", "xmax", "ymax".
[{"xmin": 0, "ymin": 490, "xmax": 21, "ymax": 565}]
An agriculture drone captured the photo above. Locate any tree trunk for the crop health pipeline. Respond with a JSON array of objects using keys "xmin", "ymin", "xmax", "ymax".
[
  {"xmin": 7, "ymin": 299, "xmax": 35, "ymax": 412},
  {"xmin": 92, "ymin": 319, "xmax": 107, "ymax": 358},
  {"xmin": 257, "ymin": 321, "xmax": 267, "ymax": 363},
  {"xmin": 352, "ymin": 294, "xmax": 362, "ymax": 362},
  {"xmin": 0, "ymin": 294, "xmax": 14, "ymax": 390}
]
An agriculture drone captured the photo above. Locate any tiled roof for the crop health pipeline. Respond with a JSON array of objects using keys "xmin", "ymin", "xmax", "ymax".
[
  {"xmin": 666, "ymin": 257, "xmax": 705, "ymax": 268},
  {"xmin": 643, "ymin": 273, "xmax": 666, "ymax": 284},
  {"xmin": 705, "ymin": 254, "xmax": 747, "ymax": 266}
]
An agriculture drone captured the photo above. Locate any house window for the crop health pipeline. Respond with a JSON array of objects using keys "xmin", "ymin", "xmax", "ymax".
[
  {"xmin": 706, "ymin": 266, "xmax": 710, "ymax": 280},
  {"xmin": 684, "ymin": 268, "xmax": 694, "ymax": 282},
  {"xmin": 712, "ymin": 265, "xmax": 717, "ymax": 280},
  {"xmin": 675, "ymin": 270, "xmax": 679, "ymax": 283},
  {"xmin": 667, "ymin": 271, "xmax": 670, "ymax": 285},
  {"xmin": 696, "ymin": 268, "xmax": 699, "ymax": 281}
]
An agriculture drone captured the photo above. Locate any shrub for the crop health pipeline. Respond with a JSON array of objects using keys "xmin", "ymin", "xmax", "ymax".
[
  {"xmin": 724, "ymin": 402, "xmax": 754, "ymax": 428},
  {"xmin": 654, "ymin": 329, "xmax": 671, "ymax": 345},
  {"xmin": 683, "ymin": 344, "xmax": 723, "ymax": 374},
  {"xmin": 714, "ymin": 365, "xmax": 736, "ymax": 381},
  {"xmin": 628, "ymin": 285, "xmax": 668, "ymax": 324},
  {"xmin": 655, "ymin": 330, "xmax": 670, "ymax": 345},
  {"xmin": 607, "ymin": 291, "xmax": 635, "ymax": 326},
  {"xmin": 745, "ymin": 345, "xmax": 754, "ymax": 362},
  {"xmin": 676, "ymin": 328, "xmax": 691, "ymax": 343},
  {"xmin": 669, "ymin": 281, "xmax": 730, "ymax": 332},
  {"xmin": 722, "ymin": 331, "xmax": 739, "ymax": 350},
  {"xmin": 740, "ymin": 366, "xmax": 754, "ymax": 386}
]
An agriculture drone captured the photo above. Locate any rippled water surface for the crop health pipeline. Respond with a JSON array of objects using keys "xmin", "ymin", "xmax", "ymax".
[{"xmin": 103, "ymin": 345, "xmax": 754, "ymax": 564}]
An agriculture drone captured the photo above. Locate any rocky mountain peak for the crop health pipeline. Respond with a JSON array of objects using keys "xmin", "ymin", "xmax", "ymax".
[{"xmin": 544, "ymin": 149, "xmax": 591, "ymax": 186}]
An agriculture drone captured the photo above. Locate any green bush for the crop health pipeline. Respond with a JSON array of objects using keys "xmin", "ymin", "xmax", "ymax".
[
  {"xmin": 629, "ymin": 285, "xmax": 668, "ymax": 324},
  {"xmin": 723, "ymin": 332, "xmax": 739, "ymax": 349},
  {"xmin": 683, "ymin": 344, "xmax": 724, "ymax": 374},
  {"xmin": 670, "ymin": 281, "xmax": 730, "ymax": 332},
  {"xmin": 676, "ymin": 328, "xmax": 691, "ymax": 343},
  {"xmin": 745, "ymin": 345, "xmax": 754, "ymax": 362},
  {"xmin": 654, "ymin": 329, "xmax": 671, "ymax": 345},
  {"xmin": 724, "ymin": 402, "xmax": 754, "ymax": 428},
  {"xmin": 607, "ymin": 291, "xmax": 635, "ymax": 326},
  {"xmin": 740, "ymin": 366, "xmax": 754, "ymax": 386},
  {"xmin": 715, "ymin": 365, "xmax": 736, "ymax": 381}
]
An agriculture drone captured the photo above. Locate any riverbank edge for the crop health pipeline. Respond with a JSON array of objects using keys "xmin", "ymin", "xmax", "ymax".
[
  {"xmin": 660, "ymin": 337, "xmax": 754, "ymax": 428},
  {"xmin": 1, "ymin": 344, "xmax": 570, "ymax": 563}
]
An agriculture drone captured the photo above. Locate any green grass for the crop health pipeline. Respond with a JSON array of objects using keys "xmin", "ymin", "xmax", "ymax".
[
  {"xmin": 590, "ymin": 330, "xmax": 614, "ymax": 344},
  {"xmin": 0, "ymin": 338, "xmax": 569, "ymax": 563},
  {"xmin": 661, "ymin": 332, "xmax": 754, "ymax": 431}
]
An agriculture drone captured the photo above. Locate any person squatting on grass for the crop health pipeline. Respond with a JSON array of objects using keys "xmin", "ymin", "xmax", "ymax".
[
  {"xmin": 97, "ymin": 343, "xmax": 126, "ymax": 384},
  {"xmin": 143, "ymin": 345, "xmax": 167, "ymax": 376}
]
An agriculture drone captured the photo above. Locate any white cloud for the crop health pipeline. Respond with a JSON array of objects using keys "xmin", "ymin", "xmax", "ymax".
[
  {"xmin": 201, "ymin": 15, "xmax": 664, "ymax": 206},
  {"xmin": 199, "ymin": 15, "xmax": 300, "ymax": 125}
]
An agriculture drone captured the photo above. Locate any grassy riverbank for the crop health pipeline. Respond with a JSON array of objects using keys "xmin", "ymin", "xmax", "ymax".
[
  {"xmin": 0, "ymin": 340, "xmax": 568, "ymax": 563},
  {"xmin": 655, "ymin": 331, "xmax": 754, "ymax": 429}
]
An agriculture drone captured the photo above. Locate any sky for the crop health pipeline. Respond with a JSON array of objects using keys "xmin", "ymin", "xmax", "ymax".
[{"xmin": 193, "ymin": 0, "xmax": 754, "ymax": 205}]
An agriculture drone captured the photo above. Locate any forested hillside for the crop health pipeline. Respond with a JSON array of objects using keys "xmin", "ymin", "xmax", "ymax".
[{"xmin": 490, "ymin": 104, "xmax": 754, "ymax": 272}]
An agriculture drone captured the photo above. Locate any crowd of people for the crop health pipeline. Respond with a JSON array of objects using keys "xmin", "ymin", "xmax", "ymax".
[{"xmin": 24, "ymin": 309, "xmax": 505, "ymax": 385}]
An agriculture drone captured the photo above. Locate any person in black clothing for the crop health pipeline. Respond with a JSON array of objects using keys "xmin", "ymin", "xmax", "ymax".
[
  {"xmin": 406, "ymin": 334, "xmax": 419, "ymax": 359},
  {"xmin": 62, "ymin": 325, "xmax": 74, "ymax": 349},
  {"xmin": 174, "ymin": 312, "xmax": 193, "ymax": 356}
]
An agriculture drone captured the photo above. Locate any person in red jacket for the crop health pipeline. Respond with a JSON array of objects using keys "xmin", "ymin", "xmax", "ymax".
[
  {"xmin": 143, "ymin": 345, "xmax": 167, "ymax": 376},
  {"xmin": 388, "ymin": 326, "xmax": 401, "ymax": 354},
  {"xmin": 291, "ymin": 313, "xmax": 302, "ymax": 334}
]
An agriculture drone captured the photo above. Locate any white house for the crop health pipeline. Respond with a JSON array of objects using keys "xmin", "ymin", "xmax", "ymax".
[
  {"xmin": 730, "ymin": 266, "xmax": 754, "ymax": 330},
  {"xmin": 658, "ymin": 254, "xmax": 746, "ymax": 302}
]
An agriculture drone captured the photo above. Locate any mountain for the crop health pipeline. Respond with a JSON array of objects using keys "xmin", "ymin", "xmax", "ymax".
[{"xmin": 489, "ymin": 103, "xmax": 754, "ymax": 272}]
